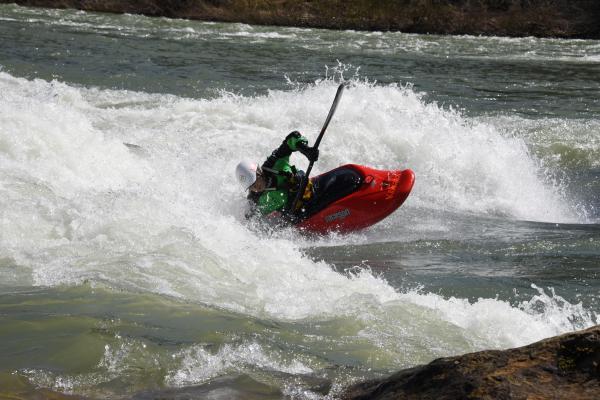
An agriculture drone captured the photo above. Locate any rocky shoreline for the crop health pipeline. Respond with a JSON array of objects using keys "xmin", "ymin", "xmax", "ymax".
[
  {"xmin": 2, "ymin": 0, "xmax": 600, "ymax": 39},
  {"xmin": 342, "ymin": 325, "xmax": 600, "ymax": 400}
]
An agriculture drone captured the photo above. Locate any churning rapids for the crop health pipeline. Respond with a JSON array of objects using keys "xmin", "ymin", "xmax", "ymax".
[{"xmin": 0, "ymin": 4, "xmax": 599, "ymax": 399}]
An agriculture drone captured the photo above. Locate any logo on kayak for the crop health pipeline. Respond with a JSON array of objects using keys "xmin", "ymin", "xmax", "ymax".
[
  {"xmin": 325, "ymin": 208, "xmax": 350, "ymax": 223},
  {"xmin": 384, "ymin": 174, "xmax": 399, "ymax": 200}
]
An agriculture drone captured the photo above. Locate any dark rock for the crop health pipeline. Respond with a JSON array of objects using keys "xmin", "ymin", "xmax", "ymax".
[
  {"xmin": 557, "ymin": 328, "xmax": 600, "ymax": 377},
  {"xmin": 1, "ymin": 0, "xmax": 599, "ymax": 39},
  {"xmin": 342, "ymin": 325, "xmax": 600, "ymax": 400}
]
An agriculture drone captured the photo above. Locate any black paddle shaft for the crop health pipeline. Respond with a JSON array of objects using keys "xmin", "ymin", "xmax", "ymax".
[{"xmin": 291, "ymin": 83, "xmax": 346, "ymax": 215}]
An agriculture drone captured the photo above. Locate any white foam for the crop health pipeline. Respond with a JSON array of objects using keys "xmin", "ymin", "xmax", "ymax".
[
  {"xmin": 166, "ymin": 341, "xmax": 313, "ymax": 387},
  {"xmin": 396, "ymin": 285, "xmax": 595, "ymax": 350},
  {"xmin": 0, "ymin": 72, "xmax": 595, "ymax": 359},
  {"xmin": 0, "ymin": 74, "xmax": 151, "ymax": 197}
]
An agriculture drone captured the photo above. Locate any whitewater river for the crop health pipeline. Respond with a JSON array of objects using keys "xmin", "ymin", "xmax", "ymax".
[{"xmin": 1, "ymin": 4, "xmax": 599, "ymax": 399}]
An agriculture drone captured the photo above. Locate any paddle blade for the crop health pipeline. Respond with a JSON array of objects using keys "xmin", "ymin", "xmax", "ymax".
[{"xmin": 314, "ymin": 83, "xmax": 346, "ymax": 149}]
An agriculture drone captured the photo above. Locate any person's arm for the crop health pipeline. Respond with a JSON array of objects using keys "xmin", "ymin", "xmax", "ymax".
[
  {"xmin": 262, "ymin": 131, "xmax": 318, "ymax": 172},
  {"xmin": 295, "ymin": 140, "xmax": 319, "ymax": 163},
  {"xmin": 288, "ymin": 131, "xmax": 318, "ymax": 162}
]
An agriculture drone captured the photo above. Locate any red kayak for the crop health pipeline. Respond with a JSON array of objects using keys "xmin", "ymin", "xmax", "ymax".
[{"xmin": 295, "ymin": 164, "xmax": 415, "ymax": 234}]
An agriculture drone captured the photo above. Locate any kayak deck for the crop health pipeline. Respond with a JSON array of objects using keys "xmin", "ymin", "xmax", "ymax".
[{"xmin": 296, "ymin": 164, "xmax": 415, "ymax": 234}]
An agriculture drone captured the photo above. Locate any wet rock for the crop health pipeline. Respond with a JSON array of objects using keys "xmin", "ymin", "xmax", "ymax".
[{"xmin": 342, "ymin": 325, "xmax": 600, "ymax": 400}]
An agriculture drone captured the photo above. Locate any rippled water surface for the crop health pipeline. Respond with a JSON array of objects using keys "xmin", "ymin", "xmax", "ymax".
[{"xmin": 1, "ymin": 4, "xmax": 599, "ymax": 399}]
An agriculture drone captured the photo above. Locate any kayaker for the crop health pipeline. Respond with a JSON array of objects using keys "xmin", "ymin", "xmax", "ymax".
[{"xmin": 236, "ymin": 131, "xmax": 319, "ymax": 222}]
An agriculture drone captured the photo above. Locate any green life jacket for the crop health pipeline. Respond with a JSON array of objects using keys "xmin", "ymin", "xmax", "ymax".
[{"xmin": 256, "ymin": 132, "xmax": 308, "ymax": 215}]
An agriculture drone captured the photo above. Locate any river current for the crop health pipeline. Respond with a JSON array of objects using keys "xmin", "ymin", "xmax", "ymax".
[{"xmin": 0, "ymin": 4, "xmax": 599, "ymax": 399}]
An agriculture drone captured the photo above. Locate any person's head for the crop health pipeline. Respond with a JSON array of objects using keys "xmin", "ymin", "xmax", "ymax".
[{"xmin": 235, "ymin": 160, "xmax": 266, "ymax": 192}]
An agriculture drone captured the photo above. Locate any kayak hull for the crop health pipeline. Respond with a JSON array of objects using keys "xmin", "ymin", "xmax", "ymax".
[{"xmin": 296, "ymin": 164, "xmax": 415, "ymax": 234}]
